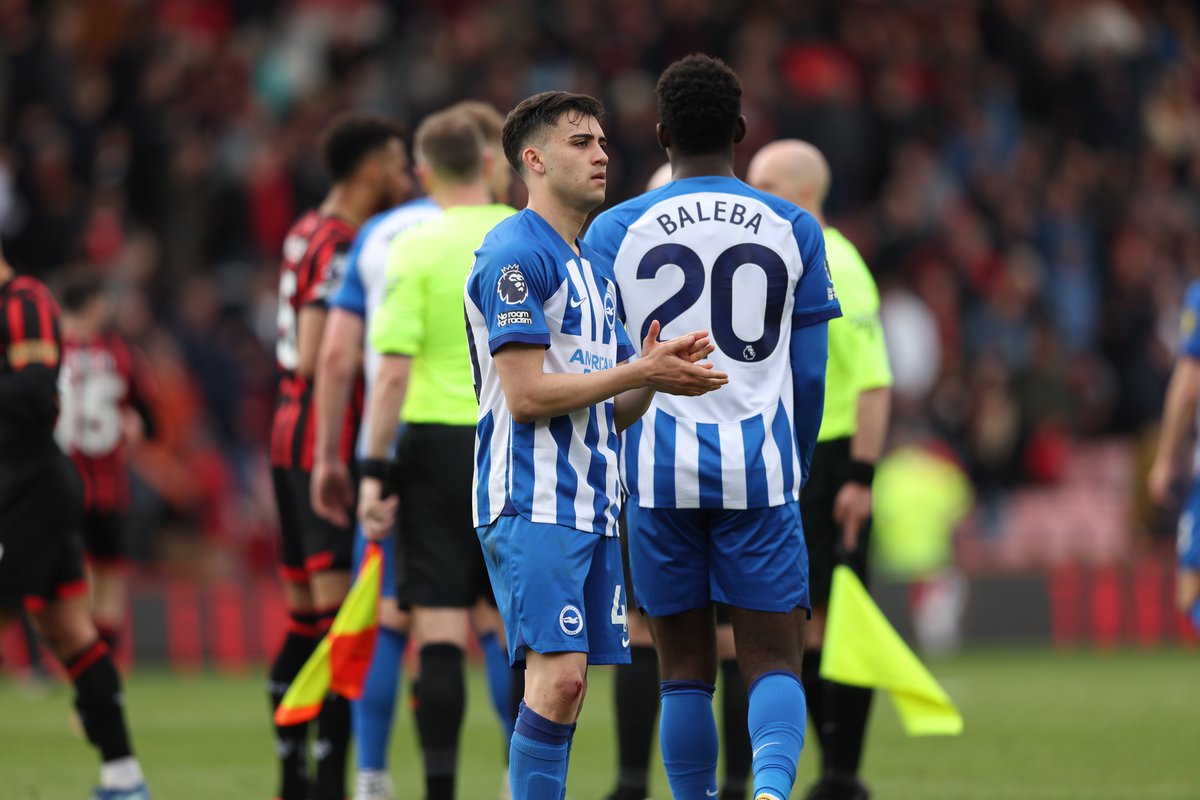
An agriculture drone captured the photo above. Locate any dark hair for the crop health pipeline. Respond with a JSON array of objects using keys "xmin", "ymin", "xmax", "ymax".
[
  {"xmin": 414, "ymin": 110, "xmax": 485, "ymax": 181},
  {"xmin": 60, "ymin": 272, "xmax": 104, "ymax": 312},
  {"xmin": 501, "ymin": 91, "xmax": 604, "ymax": 173},
  {"xmin": 320, "ymin": 113, "xmax": 407, "ymax": 182},
  {"xmin": 657, "ymin": 54, "xmax": 742, "ymax": 156}
]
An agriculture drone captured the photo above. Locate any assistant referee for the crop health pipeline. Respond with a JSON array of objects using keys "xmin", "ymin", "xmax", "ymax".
[{"xmin": 748, "ymin": 140, "xmax": 893, "ymax": 800}]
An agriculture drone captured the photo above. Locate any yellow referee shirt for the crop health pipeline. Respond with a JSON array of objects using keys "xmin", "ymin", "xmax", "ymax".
[
  {"xmin": 370, "ymin": 203, "xmax": 516, "ymax": 425},
  {"xmin": 817, "ymin": 227, "xmax": 893, "ymax": 442}
]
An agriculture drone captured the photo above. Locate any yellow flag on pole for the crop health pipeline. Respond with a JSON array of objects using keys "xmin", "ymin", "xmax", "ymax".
[
  {"xmin": 820, "ymin": 565, "xmax": 963, "ymax": 736},
  {"xmin": 274, "ymin": 542, "xmax": 382, "ymax": 726}
]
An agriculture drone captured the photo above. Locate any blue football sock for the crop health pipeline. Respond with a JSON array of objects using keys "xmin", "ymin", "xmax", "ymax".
[
  {"xmin": 557, "ymin": 722, "xmax": 577, "ymax": 800},
  {"xmin": 659, "ymin": 680, "xmax": 719, "ymax": 799},
  {"xmin": 509, "ymin": 701, "xmax": 571, "ymax": 800},
  {"xmin": 479, "ymin": 631, "xmax": 515, "ymax": 741},
  {"xmin": 747, "ymin": 670, "xmax": 807, "ymax": 799},
  {"xmin": 352, "ymin": 626, "xmax": 407, "ymax": 771}
]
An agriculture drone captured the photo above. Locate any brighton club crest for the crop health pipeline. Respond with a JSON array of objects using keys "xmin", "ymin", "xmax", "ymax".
[{"xmin": 497, "ymin": 264, "xmax": 528, "ymax": 305}]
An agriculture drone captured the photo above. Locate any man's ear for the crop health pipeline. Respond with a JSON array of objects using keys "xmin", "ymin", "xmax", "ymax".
[
  {"xmin": 414, "ymin": 162, "xmax": 435, "ymax": 194},
  {"xmin": 656, "ymin": 122, "xmax": 670, "ymax": 153},
  {"xmin": 522, "ymin": 145, "xmax": 545, "ymax": 176},
  {"xmin": 733, "ymin": 115, "xmax": 747, "ymax": 145}
]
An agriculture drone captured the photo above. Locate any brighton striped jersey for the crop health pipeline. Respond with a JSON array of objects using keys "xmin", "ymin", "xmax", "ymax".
[
  {"xmin": 585, "ymin": 175, "xmax": 841, "ymax": 509},
  {"xmin": 1178, "ymin": 280, "xmax": 1200, "ymax": 477},
  {"xmin": 465, "ymin": 209, "xmax": 636, "ymax": 536},
  {"xmin": 329, "ymin": 197, "xmax": 441, "ymax": 456}
]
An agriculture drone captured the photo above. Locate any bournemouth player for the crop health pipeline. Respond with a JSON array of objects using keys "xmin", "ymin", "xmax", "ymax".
[
  {"xmin": 55, "ymin": 274, "xmax": 157, "ymax": 656},
  {"xmin": 358, "ymin": 108, "xmax": 515, "ymax": 799},
  {"xmin": 1148, "ymin": 283, "xmax": 1200, "ymax": 633},
  {"xmin": 585, "ymin": 55, "xmax": 841, "ymax": 800},
  {"xmin": 0, "ymin": 243, "xmax": 152, "ymax": 800},
  {"xmin": 465, "ymin": 90, "xmax": 726, "ymax": 798},
  {"xmin": 749, "ymin": 140, "xmax": 893, "ymax": 800},
  {"xmin": 268, "ymin": 113, "xmax": 410, "ymax": 800}
]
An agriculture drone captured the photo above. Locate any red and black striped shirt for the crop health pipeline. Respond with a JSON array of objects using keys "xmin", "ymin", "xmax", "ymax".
[
  {"xmin": 56, "ymin": 331, "xmax": 156, "ymax": 514},
  {"xmin": 270, "ymin": 211, "xmax": 362, "ymax": 471},
  {"xmin": 0, "ymin": 274, "xmax": 63, "ymax": 453}
]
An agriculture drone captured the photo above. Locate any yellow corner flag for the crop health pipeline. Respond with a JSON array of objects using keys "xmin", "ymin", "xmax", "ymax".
[
  {"xmin": 274, "ymin": 542, "xmax": 383, "ymax": 726},
  {"xmin": 820, "ymin": 565, "xmax": 963, "ymax": 736}
]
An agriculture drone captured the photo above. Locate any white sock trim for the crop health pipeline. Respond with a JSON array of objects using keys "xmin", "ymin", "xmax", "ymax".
[{"xmin": 101, "ymin": 756, "xmax": 144, "ymax": 789}]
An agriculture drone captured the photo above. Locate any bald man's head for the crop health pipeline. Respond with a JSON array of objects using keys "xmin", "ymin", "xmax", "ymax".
[
  {"xmin": 746, "ymin": 139, "xmax": 830, "ymax": 218},
  {"xmin": 646, "ymin": 162, "xmax": 672, "ymax": 192}
]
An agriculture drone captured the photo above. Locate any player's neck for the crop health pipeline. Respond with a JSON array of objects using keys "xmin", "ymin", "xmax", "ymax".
[
  {"xmin": 320, "ymin": 183, "xmax": 376, "ymax": 228},
  {"xmin": 431, "ymin": 181, "xmax": 492, "ymax": 211},
  {"xmin": 668, "ymin": 153, "xmax": 737, "ymax": 182},
  {"xmin": 526, "ymin": 196, "xmax": 587, "ymax": 255}
]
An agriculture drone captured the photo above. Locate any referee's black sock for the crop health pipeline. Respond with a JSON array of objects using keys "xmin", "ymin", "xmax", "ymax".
[
  {"xmin": 268, "ymin": 612, "xmax": 319, "ymax": 800},
  {"xmin": 828, "ymin": 681, "xmax": 873, "ymax": 780},
  {"xmin": 68, "ymin": 640, "xmax": 133, "ymax": 762},
  {"xmin": 720, "ymin": 658, "xmax": 751, "ymax": 800},
  {"xmin": 416, "ymin": 643, "xmax": 465, "ymax": 799},
  {"xmin": 313, "ymin": 607, "xmax": 349, "ymax": 800},
  {"xmin": 610, "ymin": 645, "xmax": 659, "ymax": 798},
  {"xmin": 801, "ymin": 647, "xmax": 833, "ymax": 773}
]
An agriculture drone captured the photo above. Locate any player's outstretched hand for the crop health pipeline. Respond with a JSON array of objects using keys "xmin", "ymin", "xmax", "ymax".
[
  {"xmin": 358, "ymin": 477, "xmax": 398, "ymax": 541},
  {"xmin": 640, "ymin": 319, "xmax": 728, "ymax": 397},
  {"xmin": 312, "ymin": 459, "xmax": 355, "ymax": 527}
]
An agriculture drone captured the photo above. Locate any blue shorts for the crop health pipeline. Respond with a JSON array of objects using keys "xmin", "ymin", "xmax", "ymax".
[
  {"xmin": 626, "ymin": 501, "xmax": 810, "ymax": 617},
  {"xmin": 353, "ymin": 523, "xmax": 398, "ymax": 601},
  {"xmin": 477, "ymin": 515, "xmax": 630, "ymax": 667},
  {"xmin": 1179, "ymin": 489, "xmax": 1200, "ymax": 571}
]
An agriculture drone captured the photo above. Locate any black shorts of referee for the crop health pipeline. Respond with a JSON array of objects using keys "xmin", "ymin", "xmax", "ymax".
[
  {"xmin": 800, "ymin": 437, "xmax": 871, "ymax": 608},
  {"xmin": 395, "ymin": 423, "xmax": 495, "ymax": 608}
]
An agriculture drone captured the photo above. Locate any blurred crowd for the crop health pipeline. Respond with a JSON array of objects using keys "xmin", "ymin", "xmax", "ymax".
[{"xmin": 2, "ymin": 0, "xmax": 1197, "ymax": 569}]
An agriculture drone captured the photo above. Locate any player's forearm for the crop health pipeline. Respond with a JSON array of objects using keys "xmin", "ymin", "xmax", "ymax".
[
  {"xmin": 1156, "ymin": 363, "xmax": 1200, "ymax": 466},
  {"xmin": 791, "ymin": 323, "xmax": 830, "ymax": 483},
  {"xmin": 296, "ymin": 306, "xmax": 327, "ymax": 380},
  {"xmin": 365, "ymin": 355, "xmax": 411, "ymax": 459},
  {"xmin": 613, "ymin": 385, "xmax": 655, "ymax": 432},
  {"xmin": 850, "ymin": 386, "xmax": 891, "ymax": 464},
  {"xmin": 314, "ymin": 343, "xmax": 357, "ymax": 463},
  {"xmin": 505, "ymin": 362, "xmax": 646, "ymax": 424}
]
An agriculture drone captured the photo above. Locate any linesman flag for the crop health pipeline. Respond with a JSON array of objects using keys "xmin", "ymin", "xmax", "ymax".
[
  {"xmin": 820, "ymin": 565, "xmax": 963, "ymax": 736},
  {"xmin": 274, "ymin": 542, "xmax": 383, "ymax": 726}
]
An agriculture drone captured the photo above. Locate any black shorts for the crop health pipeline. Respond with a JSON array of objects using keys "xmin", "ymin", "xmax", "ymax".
[
  {"xmin": 81, "ymin": 510, "xmax": 128, "ymax": 564},
  {"xmin": 0, "ymin": 450, "xmax": 87, "ymax": 610},
  {"xmin": 271, "ymin": 466, "xmax": 354, "ymax": 582},
  {"xmin": 396, "ymin": 424, "xmax": 493, "ymax": 608},
  {"xmin": 800, "ymin": 437, "xmax": 872, "ymax": 608}
]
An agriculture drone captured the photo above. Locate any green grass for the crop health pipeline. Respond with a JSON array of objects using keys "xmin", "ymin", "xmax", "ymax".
[{"xmin": 1, "ymin": 648, "xmax": 1198, "ymax": 799}]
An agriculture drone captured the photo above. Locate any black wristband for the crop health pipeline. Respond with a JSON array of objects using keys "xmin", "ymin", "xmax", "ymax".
[
  {"xmin": 846, "ymin": 459, "xmax": 875, "ymax": 486},
  {"xmin": 360, "ymin": 458, "xmax": 389, "ymax": 481}
]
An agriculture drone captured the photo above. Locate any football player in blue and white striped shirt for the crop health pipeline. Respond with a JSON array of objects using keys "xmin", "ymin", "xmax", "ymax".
[
  {"xmin": 465, "ymin": 90, "xmax": 727, "ymax": 799},
  {"xmin": 585, "ymin": 55, "xmax": 841, "ymax": 800}
]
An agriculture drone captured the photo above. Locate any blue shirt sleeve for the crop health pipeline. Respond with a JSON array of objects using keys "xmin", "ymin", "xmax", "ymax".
[
  {"xmin": 329, "ymin": 224, "xmax": 370, "ymax": 316},
  {"xmin": 792, "ymin": 214, "xmax": 842, "ymax": 328},
  {"xmin": 582, "ymin": 209, "xmax": 625, "ymax": 266},
  {"xmin": 469, "ymin": 234, "xmax": 555, "ymax": 354},
  {"xmin": 1182, "ymin": 282, "xmax": 1200, "ymax": 359}
]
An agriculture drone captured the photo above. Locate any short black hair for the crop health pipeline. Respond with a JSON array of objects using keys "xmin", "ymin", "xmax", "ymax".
[
  {"xmin": 415, "ymin": 109, "xmax": 484, "ymax": 181},
  {"xmin": 60, "ymin": 272, "xmax": 104, "ymax": 313},
  {"xmin": 502, "ymin": 91, "xmax": 604, "ymax": 174},
  {"xmin": 657, "ymin": 54, "xmax": 742, "ymax": 156},
  {"xmin": 320, "ymin": 113, "xmax": 407, "ymax": 182}
]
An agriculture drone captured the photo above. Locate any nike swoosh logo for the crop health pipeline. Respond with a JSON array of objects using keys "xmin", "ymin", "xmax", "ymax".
[
  {"xmin": 752, "ymin": 741, "xmax": 780, "ymax": 758},
  {"xmin": 706, "ymin": 791, "xmax": 719, "ymax": 797},
  {"xmin": 569, "ymin": 297, "xmax": 586, "ymax": 308},
  {"xmin": 621, "ymin": 637, "xmax": 630, "ymax": 648}
]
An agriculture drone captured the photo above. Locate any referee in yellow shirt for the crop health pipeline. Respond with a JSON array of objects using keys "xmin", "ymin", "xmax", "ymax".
[
  {"xmin": 357, "ymin": 108, "xmax": 516, "ymax": 799},
  {"xmin": 748, "ymin": 140, "xmax": 892, "ymax": 800}
]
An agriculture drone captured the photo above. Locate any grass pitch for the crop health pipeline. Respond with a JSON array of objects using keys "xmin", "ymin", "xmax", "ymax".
[{"xmin": 1, "ymin": 647, "xmax": 1197, "ymax": 799}]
